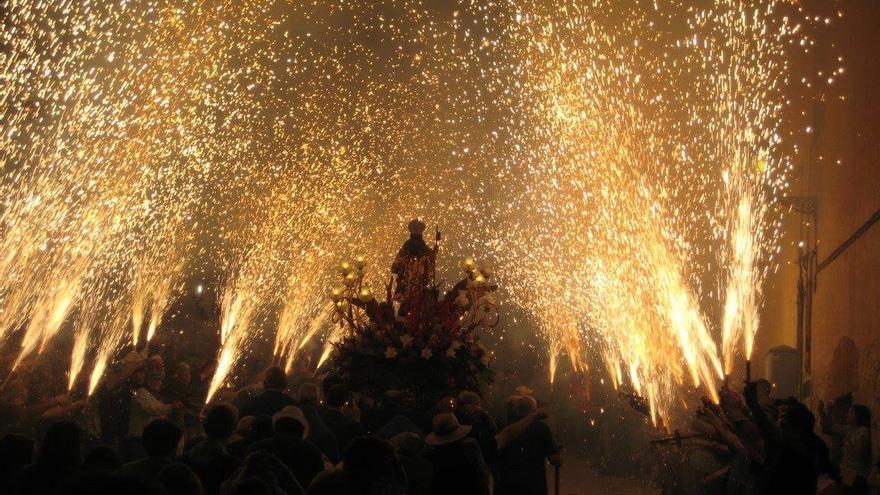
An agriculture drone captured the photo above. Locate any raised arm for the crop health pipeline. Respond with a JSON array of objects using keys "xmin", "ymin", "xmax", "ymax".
[{"xmin": 495, "ymin": 408, "xmax": 544, "ymax": 450}]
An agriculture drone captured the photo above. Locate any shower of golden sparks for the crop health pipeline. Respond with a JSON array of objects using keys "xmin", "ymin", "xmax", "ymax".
[
  {"xmin": 483, "ymin": 0, "xmax": 803, "ymax": 418},
  {"xmin": 688, "ymin": 1, "xmax": 796, "ymax": 372},
  {"xmin": 2, "ymin": 0, "xmax": 814, "ymax": 417}
]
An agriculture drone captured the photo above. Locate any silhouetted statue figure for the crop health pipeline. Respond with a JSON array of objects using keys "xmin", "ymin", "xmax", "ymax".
[{"xmin": 391, "ymin": 219, "xmax": 440, "ymax": 312}]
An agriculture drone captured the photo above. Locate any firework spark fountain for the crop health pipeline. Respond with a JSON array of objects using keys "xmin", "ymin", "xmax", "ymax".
[{"xmin": 1, "ymin": 0, "xmax": 812, "ymax": 419}]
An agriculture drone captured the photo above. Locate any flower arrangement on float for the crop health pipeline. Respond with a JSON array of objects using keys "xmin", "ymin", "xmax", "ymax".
[{"xmin": 321, "ymin": 231, "xmax": 498, "ymax": 407}]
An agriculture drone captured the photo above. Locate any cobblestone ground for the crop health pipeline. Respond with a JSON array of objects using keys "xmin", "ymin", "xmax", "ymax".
[{"xmin": 548, "ymin": 457, "xmax": 659, "ymax": 495}]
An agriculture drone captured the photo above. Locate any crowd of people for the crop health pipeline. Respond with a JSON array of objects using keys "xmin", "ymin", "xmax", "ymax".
[
  {"xmin": 667, "ymin": 378, "xmax": 879, "ymax": 495},
  {"xmin": 5, "ymin": 344, "xmax": 880, "ymax": 495},
  {"xmin": 0, "ymin": 351, "xmax": 563, "ymax": 495}
]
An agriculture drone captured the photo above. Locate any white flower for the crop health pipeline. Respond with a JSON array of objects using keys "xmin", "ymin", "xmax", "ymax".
[
  {"xmin": 446, "ymin": 347, "xmax": 457, "ymax": 358},
  {"xmin": 455, "ymin": 290, "xmax": 470, "ymax": 307},
  {"xmin": 400, "ymin": 335, "xmax": 414, "ymax": 348},
  {"xmin": 421, "ymin": 348, "xmax": 433, "ymax": 359},
  {"xmin": 450, "ymin": 340, "xmax": 463, "ymax": 350},
  {"xmin": 385, "ymin": 347, "xmax": 398, "ymax": 359}
]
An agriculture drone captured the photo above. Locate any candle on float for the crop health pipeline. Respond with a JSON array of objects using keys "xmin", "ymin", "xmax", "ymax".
[
  {"xmin": 358, "ymin": 287, "xmax": 374, "ymax": 302},
  {"xmin": 339, "ymin": 261, "xmax": 352, "ymax": 275},
  {"xmin": 353, "ymin": 255, "xmax": 367, "ymax": 269},
  {"xmin": 328, "ymin": 288, "xmax": 343, "ymax": 302}
]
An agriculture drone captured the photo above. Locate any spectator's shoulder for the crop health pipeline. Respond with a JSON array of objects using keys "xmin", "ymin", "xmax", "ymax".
[{"xmin": 307, "ymin": 470, "xmax": 349, "ymax": 494}]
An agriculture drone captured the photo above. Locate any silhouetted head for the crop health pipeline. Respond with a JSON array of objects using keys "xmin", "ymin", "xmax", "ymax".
[
  {"xmin": 83, "ymin": 445, "xmax": 122, "ymax": 473},
  {"xmin": 157, "ymin": 462, "xmax": 205, "ymax": 495},
  {"xmin": 848, "ymin": 404, "xmax": 871, "ymax": 428},
  {"xmin": 778, "ymin": 401, "xmax": 815, "ymax": 442},
  {"xmin": 249, "ymin": 415, "xmax": 274, "ymax": 440},
  {"xmin": 507, "ymin": 395, "xmax": 537, "ymax": 421},
  {"xmin": 37, "ymin": 421, "xmax": 83, "ymax": 469},
  {"xmin": 228, "ymin": 477, "xmax": 272, "ymax": 495},
  {"xmin": 203, "ymin": 403, "xmax": 238, "ymax": 441},
  {"xmin": 343, "ymin": 435, "xmax": 397, "ymax": 483},
  {"xmin": 234, "ymin": 451, "xmax": 297, "ymax": 493},
  {"xmin": 390, "ymin": 432, "xmax": 424, "ymax": 457},
  {"xmin": 272, "ymin": 406, "xmax": 308, "ymax": 438},
  {"xmin": 262, "ymin": 366, "xmax": 287, "ymax": 391},
  {"xmin": 0, "ymin": 433, "xmax": 34, "ymax": 473},
  {"xmin": 174, "ymin": 362, "xmax": 192, "ymax": 385},
  {"xmin": 755, "ymin": 379, "xmax": 772, "ymax": 400},
  {"xmin": 142, "ymin": 418, "xmax": 183, "ymax": 459},
  {"xmin": 407, "ymin": 218, "xmax": 426, "ymax": 236},
  {"xmin": 298, "ymin": 383, "xmax": 320, "ymax": 406},
  {"xmin": 325, "ymin": 384, "xmax": 351, "ymax": 409}
]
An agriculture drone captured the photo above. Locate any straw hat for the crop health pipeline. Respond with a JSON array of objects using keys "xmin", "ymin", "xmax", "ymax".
[
  {"xmin": 425, "ymin": 413, "xmax": 472, "ymax": 446},
  {"xmin": 273, "ymin": 406, "xmax": 310, "ymax": 438}
]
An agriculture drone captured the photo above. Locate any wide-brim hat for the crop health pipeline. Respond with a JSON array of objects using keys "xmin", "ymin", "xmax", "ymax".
[
  {"xmin": 273, "ymin": 406, "xmax": 310, "ymax": 438},
  {"xmin": 425, "ymin": 413, "xmax": 472, "ymax": 446}
]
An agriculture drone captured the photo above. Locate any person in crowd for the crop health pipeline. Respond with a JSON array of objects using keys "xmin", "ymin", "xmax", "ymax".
[
  {"xmin": 222, "ymin": 451, "xmax": 304, "ymax": 495},
  {"xmin": 127, "ymin": 355, "xmax": 182, "ymax": 460},
  {"xmin": 821, "ymin": 393, "xmax": 854, "ymax": 463},
  {"xmin": 298, "ymin": 383, "xmax": 321, "ymax": 407},
  {"xmin": 227, "ymin": 477, "xmax": 274, "ymax": 495},
  {"xmin": 164, "ymin": 361, "xmax": 201, "ymax": 431},
  {"xmin": 319, "ymin": 384, "xmax": 365, "ymax": 454},
  {"xmin": 390, "ymin": 432, "xmax": 433, "ymax": 495},
  {"xmin": 184, "ymin": 403, "xmax": 241, "ymax": 495},
  {"xmin": 308, "ymin": 435, "xmax": 406, "ymax": 495},
  {"xmin": 84, "ymin": 445, "xmax": 123, "ymax": 474},
  {"xmin": 15, "ymin": 420, "xmax": 84, "ymax": 495},
  {"xmin": 743, "ymin": 381, "xmax": 818, "ymax": 495},
  {"xmin": 697, "ymin": 392, "xmax": 761, "ymax": 495},
  {"xmin": 494, "ymin": 395, "xmax": 562, "ymax": 495},
  {"xmin": 0, "ymin": 433, "xmax": 34, "ymax": 481},
  {"xmin": 298, "ymin": 383, "xmax": 340, "ymax": 463},
  {"xmin": 164, "ymin": 362, "xmax": 194, "ymax": 403},
  {"xmin": 816, "ymin": 454, "xmax": 845, "ymax": 495},
  {"xmin": 157, "ymin": 462, "xmax": 207, "ymax": 495},
  {"xmin": 124, "ymin": 418, "xmax": 183, "ymax": 479},
  {"xmin": 187, "ymin": 403, "xmax": 238, "ymax": 461},
  {"xmin": 423, "ymin": 412, "xmax": 491, "ymax": 495},
  {"xmin": 0, "ymin": 378, "xmax": 28, "ymax": 434},
  {"xmin": 753, "ymin": 379, "xmax": 778, "ymax": 422},
  {"xmin": 61, "ymin": 471, "xmax": 167, "ymax": 495},
  {"xmin": 239, "ymin": 366, "xmax": 298, "ymax": 418},
  {"xmin": 456, "ymin": 390, "xmax": 500, "ymax": 461},
  {"xmin": 248, "ymin": 406, "xmax": 325, "ymax": 488},
  {"xmin": 820, "ymin": 401, "xmax": 872, "ymax": 491},
  {"xmin": 95, "ymin": 350, "xmax": 146, "ymax": 446},
  {"xmin": 227, "ymin": 414, "xmax": 274, "ymax": 459}
]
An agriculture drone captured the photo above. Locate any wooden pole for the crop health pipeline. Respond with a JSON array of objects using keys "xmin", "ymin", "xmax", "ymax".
[{"xmin": 554, "ymin": 463, "xmax": 561, "ymax": 495}]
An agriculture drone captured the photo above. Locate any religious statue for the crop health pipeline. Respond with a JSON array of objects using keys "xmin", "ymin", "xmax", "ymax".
[
  {"xmin": 390, "ymin": 219, "xmax": 440, "ymax": 309},
  {"xmin": 324, "ymin": 219, "xmax": 497, "ymax": 408}
]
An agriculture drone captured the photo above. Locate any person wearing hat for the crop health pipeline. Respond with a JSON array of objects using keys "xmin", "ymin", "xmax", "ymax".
[
  {"xmin": 494, "ymin": 396, "xmax": 562, "ymax": 495},
  {"xmin": 247, "ymin": 405, "xmax": 325, "ymax": 488},
  {"xmin": 424, "ymin": 412, "xmax": 491, "ymax": 495},
  {"xmin": 456, "ymin": 390, "xmax": 499, "ymax": 463}
]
